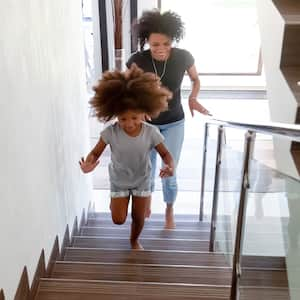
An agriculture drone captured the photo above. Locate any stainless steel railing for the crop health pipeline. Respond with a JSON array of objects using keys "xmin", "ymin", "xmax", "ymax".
[{"xmin": 199, "ymin": 118, "xmax": 300, "ymax": 300}]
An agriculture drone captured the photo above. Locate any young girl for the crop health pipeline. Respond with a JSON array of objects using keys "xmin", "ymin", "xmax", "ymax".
[{"xmin": 79, "ymin": 64, "xmax": 174, "ymax": 250}]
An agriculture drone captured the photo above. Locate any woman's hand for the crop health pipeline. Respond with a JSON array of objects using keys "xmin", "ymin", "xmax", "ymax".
[
  {"xmin": 159, "ymin": 164, "xmax": 174, "ymax": 178},
  {"xmin": 79, "ymin": 157, "xmax": 99, "ymax": 173},
  {"xmin": 188, "ymin": 97, "xmax": 211, "ymax": 117}
]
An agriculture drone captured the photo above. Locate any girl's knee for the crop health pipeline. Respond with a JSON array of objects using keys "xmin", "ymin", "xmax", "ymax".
[{"xmin": 111, "ymin": 213, "xmax": 127, "ymax": 225}]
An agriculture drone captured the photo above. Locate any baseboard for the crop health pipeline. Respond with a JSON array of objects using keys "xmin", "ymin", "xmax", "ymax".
[
  {"xmin": 70, "ymin": 216, "xmax": 79, "ymax": 246},
  {"xmin": 9, "ymin": 202, "xmax": 92, "ymax": 300},
  {"xmin": 0, "ymin": 289, "xmax": 5, "ymax": 300},
  {"xmin": 46, "ymin": 236, "xmax": 60, "ymax": 277},
  {"xmin": 14, "ymin": 267, "xmax": 30, "ymax": 300},
  {"xmin": 59, "ymin": 225, "xmax": 70, "ymax": 261},
  {"xmin": 30, "ymin": 250, "xmax": 46, "ymax": 300}
]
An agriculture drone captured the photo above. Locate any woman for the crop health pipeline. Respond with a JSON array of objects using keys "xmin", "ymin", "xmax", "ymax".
[{"xmin": 126, "ymin": 10, "xmax": 210, "ymax": 229}]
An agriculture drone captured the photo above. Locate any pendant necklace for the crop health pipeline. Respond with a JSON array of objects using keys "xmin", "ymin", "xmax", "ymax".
[{"xmin": 151, "ymin": 57, "xmax": 167, "ymax": 80}]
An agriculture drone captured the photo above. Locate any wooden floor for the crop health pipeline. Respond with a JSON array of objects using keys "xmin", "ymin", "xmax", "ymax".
[{"xmin": 34, "ymin": 212, "xmax": 289, "ymax": 300}]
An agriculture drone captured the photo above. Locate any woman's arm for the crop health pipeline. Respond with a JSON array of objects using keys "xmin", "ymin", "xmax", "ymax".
[
  {"xmin": 187, "ymin": 65, "xmax": 210, "ymax": 116},
  {"xmin": 155, "ymin": 143, "xmax": 174, "ymax": 177},
  {"xmin": 79, "ymin": 137, "xmax": 107, "ymax": 173}
]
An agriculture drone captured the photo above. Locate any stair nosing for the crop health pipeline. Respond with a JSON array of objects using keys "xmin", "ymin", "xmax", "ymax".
[
  {"xmin": 73, "ymin": 235, "xmax": 209, "ymax": 242},
  {"xmin": 64, "ymin": 246, "xmax": 228, "ymax": 254},
  {"xmin": 80, "ymin": 226, "xmax": 211, "ymax": 232},
  {"xmin": 54, "ymin": 260, "xmax": 231, "ymax": 270},
  {"xmin": 39, "ymin": 277, "xmax": 231, "ymax": 288}
]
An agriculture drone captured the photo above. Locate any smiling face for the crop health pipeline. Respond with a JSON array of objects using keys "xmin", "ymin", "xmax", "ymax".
[
  {"xmin": 117, "ymin": 110, "xmax": 145, "ymax": 136},
  {"xmin": 148, "ymin": 33, "xmax": 172, "ymax": 61}
]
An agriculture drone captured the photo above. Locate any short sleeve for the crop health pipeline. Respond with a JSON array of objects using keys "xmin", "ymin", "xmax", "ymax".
[
  {"xmin": 183, "ymin": 49, "xmax": 195, "ymax": 70},
  {"xmin": 100, "ymin": 125, "xmax": 112, "ymax": 145},
  {"xmin": 151, "ymin": 126, "xmax": 164, "ymax": 147},
  {"xmin": 126, "ymin": 52, "xmax": 138, "ymax": 68}
]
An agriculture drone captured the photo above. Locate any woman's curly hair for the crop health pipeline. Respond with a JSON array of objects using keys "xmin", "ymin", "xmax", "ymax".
[
  {"xmin": 90, "ymin": 64, "xmax": 172, "ymax": 122},
  {"xmin": 133, "ymin": 10, "xmax": 185, "ymax": 51}
]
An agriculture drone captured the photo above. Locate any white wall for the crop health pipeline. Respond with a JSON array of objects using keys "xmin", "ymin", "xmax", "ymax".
[
  {"xmin": 256, "ymin": 0, "xmax": 299, "ymax": 179},
  {"xmin": 0, "ymin": 1, "xmax": 92, "ymax": 298},
  {"xmin": 138, "ymin": 0, "xmax": 157, "ymax": 17}
]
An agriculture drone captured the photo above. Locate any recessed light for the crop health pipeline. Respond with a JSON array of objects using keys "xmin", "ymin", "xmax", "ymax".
[{"xmin": 297, "ymin": 81, "xmax": 300, "ymax": 86}]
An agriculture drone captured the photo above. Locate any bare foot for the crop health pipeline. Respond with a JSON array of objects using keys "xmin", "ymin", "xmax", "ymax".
[
  {"xmin": 130, "ymin": 240, "xmax": 144, "ymax": 250},
  {"xmin": 164, "ymin": 207, "xmax": 176, "ymax": 229}
]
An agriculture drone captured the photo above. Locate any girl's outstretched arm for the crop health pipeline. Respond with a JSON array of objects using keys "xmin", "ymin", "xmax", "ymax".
[
  {"xmin": 155, "ymin": 143, "xmax": 175, "ymax": 178},
  {"xmin": 79, "ymin": 137, "xmax": 107, "ymax": 173}
]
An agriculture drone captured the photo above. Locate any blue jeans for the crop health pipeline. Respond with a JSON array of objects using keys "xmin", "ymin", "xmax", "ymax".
[{"xmin": 150, "ymin": 119, "xmax": 185, "ymax": 204}]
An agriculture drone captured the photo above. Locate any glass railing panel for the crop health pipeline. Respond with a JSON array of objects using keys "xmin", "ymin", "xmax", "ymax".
[
  {"xmin": 284, "ymin": 177, "xmax": 300, "ymax": 300},
  {"xmin": 200, "ymin": 125, "xmax": 219, "ymax": 220},
  {"xmin": 239, "ymin": 135, "xmax": 300, "ymax": 299},
  {"xmin": 214, "ymin": 128, "xmax": 246, "ymax": 264}
]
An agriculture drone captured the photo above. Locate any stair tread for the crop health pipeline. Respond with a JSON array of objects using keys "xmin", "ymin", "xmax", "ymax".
[
  {"xmin": 52, "ymin": 261, "xmax": 231, "ymax": 285},
  {"xmin": 72, "ymin": 236, "xmax": 209, "ymax": 251},
  {"xmin": 239, "ymin": 286, "xmax": 290, "ymax": 300},
  {"xmin": 86, "ymin": 218, "xmax": 214, "ymax": 230},
  {"xmin": 63, "ymin": 247, "xmax": 229, "ymax": 267},
  {"xmin": 36, "ymin": 278, "xmax": 230, "ymax": 299},
  {"xmin": 80, "ymin": 226, "xmax": 210, "ymax": 239},
  {"xmin": 89, "ymin": 212, "xmax": 205, "ymax": 221},
  {"xmin": 80, "ymin": 225, "xmax": 287, "ymax": 239}
]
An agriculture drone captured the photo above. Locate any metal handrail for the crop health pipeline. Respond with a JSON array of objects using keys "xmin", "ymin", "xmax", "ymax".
[{"xmin": 207, "ymin": 118, "xmax": 300, "ymax": 141}]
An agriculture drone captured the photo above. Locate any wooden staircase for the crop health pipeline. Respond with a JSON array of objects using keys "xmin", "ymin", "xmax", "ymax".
[
  {"xmin": 25, "ymin": 211, "xmax": 289, "ymax": 300},
  {"xmin": 35, "ymin": 212, "xmax": 231, "ymax": 299}
]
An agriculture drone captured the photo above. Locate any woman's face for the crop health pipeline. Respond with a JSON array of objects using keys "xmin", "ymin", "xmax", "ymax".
[{"xmin": 148, "ymin": 33, "xmax": 172, "ymax": 61}]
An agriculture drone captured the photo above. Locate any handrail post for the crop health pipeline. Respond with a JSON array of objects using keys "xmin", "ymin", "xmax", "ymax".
[
  {"xmin": 230, "ymin": 131, "xmax": 255, "ymax": 300},
  {"xmin": 209, "ymin": 125, "xmax": 224, "ymax": 252},
  {"xmin": 199, "ymin": 122, "xmax": 209, "ymax": 221}
]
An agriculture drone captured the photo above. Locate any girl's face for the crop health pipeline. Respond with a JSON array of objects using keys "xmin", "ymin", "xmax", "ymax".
[
  {"xmin": 148, "ymin": 33, "xmax": 172, "ymax": 61},
  {"xmin": 117, "ymin": 110, "xmax": 144, "ymax": 136}
]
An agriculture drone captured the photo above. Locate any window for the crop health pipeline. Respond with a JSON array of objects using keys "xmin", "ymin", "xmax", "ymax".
[{"xmin": 160, "ymin": 0, "xmax": 262, "ymax": 75}]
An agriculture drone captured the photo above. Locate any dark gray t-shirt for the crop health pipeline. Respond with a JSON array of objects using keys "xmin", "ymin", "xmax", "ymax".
[
  {"xmin": 101, "ymin": 122, "xmax": 164, "ymax": 190},
  {"xmin": 126, "ymin": 48, "xmax": 194, "ymax": 125}
]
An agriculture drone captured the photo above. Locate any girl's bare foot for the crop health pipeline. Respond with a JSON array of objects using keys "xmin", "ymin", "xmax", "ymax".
[
  {"xmin": 164, "ymin": 206, "xmax": 176, "ymax": 229},
  {"xmin": 130, "ymin": 240, "xmax": 144, "ymax": 250}
]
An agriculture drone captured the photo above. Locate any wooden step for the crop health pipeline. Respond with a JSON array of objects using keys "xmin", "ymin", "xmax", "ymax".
[
  {"xmin": 80, "ymin": 225, "xmax": 286, "ymax": 242},
  {"xmin": 63, "ymin": 248, "xmax": 286, "ymax": 269},
  {"xmin": 86, "ymin": 217, "xmax": 287, "ymax": 233},
  {"xmin": 89, "ymin": 212, "xmax": 203, "ymax": 221},
  {"xmin": 241, "ymin": 268, "xmax": 288, "ymax": 287},
  {"xmin": 239, "ymin": 286, "xmax": 290, "ymax": 300},
  {"xmin": 86, "ymin": 218, "xmax": 213, "ymax": 230},
  {"xmin": 52, "ymin": 261, "xmax": 231, "ymax": 285},
  {"xmin": 36, "ymin": 278, "xmax": 230, "ymax": 299},
  {"xmin": 72, "ymin": 236, "xmax": 209, "ymax": 251},
  {"xmin": 80, "ymin": 226, "xmax": 210, "ymax": 239},
  {"xmin": 63, "ymin": 247, "xmax": 229, "ymax": 267},
  {"xmin": 88, "ymin": 212, "xmax": 289, "ymax": 225}
]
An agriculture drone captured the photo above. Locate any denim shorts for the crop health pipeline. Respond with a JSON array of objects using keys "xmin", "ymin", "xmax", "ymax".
[{"xmin": 110, "ymin": 181, "xmax": 151, "ymax": 198}]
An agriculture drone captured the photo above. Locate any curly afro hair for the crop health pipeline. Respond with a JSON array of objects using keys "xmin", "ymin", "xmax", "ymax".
[
  {"xmin": 133, "ymin": 10, "xmax": 185, "ymax": 50},
  {"xmin": 90, "ymin": 63, "xmax": 172, "ymax": 122}
]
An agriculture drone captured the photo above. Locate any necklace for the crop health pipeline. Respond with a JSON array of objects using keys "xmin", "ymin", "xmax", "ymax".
[{"xmin": 151, "ymin": 57, "xmax": 167, "ymax": 80}]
